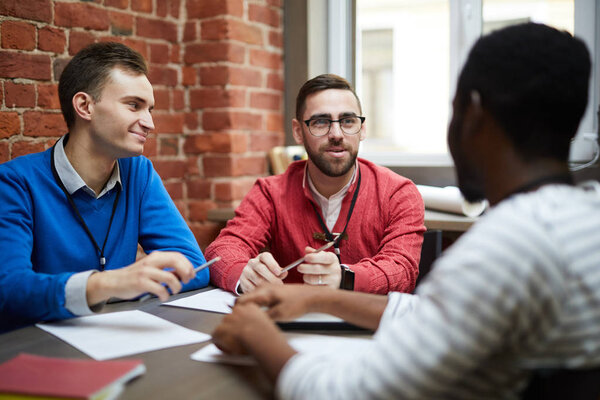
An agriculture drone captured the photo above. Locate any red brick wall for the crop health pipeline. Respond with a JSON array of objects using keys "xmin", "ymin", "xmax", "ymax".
[{"xmin": 0, "ymin": 0, "xmax": 284, "ymax": 249}]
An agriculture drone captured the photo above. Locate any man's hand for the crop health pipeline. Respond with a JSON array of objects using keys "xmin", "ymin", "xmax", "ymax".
[
  {"xmin": 236, "ymin": 283, "xmax": 329, "ymax": 321},
  {"xmin": 240, "ymin": 252, "xmax": 288, "ymax": 294},
  {"xmin": 213, "ymin": 302, "xmax": 279, "ymax": 354},
  {"xmin": 297, "ymin": 246, "xmax": 341, "ymax": 288},
  {"xmin": 212, "ymin": 302, "xmax": 297, "ymax": 383},
  {"xmin": 86, "ymin": 251, "xmax": 195, "ymax": 305}
]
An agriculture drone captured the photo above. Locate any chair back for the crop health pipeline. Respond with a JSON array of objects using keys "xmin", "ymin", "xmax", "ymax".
[{"xmin": 415, "ymin": 229, "xmax": 442, "ymax": 288}]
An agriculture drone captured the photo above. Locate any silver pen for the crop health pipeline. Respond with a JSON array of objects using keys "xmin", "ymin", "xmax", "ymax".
[{"xmin": 279, "ymin": 240, "xmax": 337, "ymax": 274}]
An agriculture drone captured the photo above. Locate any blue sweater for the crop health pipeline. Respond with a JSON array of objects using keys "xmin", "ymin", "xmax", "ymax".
[{"xmin": 0, "ymin": 148, "xmax": 209, "ymax": 332}]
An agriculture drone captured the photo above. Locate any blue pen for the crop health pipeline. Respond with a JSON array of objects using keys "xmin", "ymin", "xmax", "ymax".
[{"xmin": 138, "ymin": 257, "xmax": 220, "ymax": 302}]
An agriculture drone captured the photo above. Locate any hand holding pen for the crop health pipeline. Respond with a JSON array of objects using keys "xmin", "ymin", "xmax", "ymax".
[
  {"xmin": 239, "ymin": 236, "xmax": 340, "ymax": 294},
  {"xmin": 137, "ymin": 257, "xmax": 220, "ymax": 302}
]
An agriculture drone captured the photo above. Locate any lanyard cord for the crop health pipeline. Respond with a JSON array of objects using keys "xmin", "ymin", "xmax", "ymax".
[
  {"xmin": 50, "ymin": 144, "xmax": 121, "ymax": 270},
  {"xmin": 311, "ymin": 166, "xmax": 362, "ymax": 262}
]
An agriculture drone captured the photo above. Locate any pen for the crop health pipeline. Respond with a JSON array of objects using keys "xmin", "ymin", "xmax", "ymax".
[
  {"xmin": 194, "ymin": 256, "xmax": 220, "ymax": 273},
  {"xmin": 279, "ymin": 240, "xmax": 336, "ymax": 274},
  {"xmin": 138, "ymin": 257, "xmax": 220, "ymax": 302}
]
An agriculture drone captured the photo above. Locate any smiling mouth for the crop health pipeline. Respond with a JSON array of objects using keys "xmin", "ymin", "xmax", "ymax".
[{"xmin": 130, "ymin": 131, "xmax": 147, "ymax": 142}]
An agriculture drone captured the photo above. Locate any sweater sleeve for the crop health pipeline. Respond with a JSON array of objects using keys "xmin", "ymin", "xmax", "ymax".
[
  {"xmin": 205, "ymin": 180, "xmax": 274, "ymax": 292},
  {"xmin": 0, "ymin": 165, "xmax": 75, "ymax": 332},
  {"xmin": 351, "ymin": 180, "xmax": 425, "ymax": 293},
  {"xmin": 137, "ymin": 159, "xmax": 209, "ymax": 292}
]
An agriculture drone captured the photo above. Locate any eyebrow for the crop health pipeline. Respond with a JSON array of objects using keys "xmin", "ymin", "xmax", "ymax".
[{"xmin": 308, "ymin": 112, "xmax": 358, "ymax": 120}]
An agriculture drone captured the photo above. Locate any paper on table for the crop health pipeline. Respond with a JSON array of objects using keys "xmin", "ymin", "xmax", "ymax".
[
  {"xmin": 416, "ymin": 185, "xmax": 488, "ymax": 217},
  {"xmin": 164, "ymin": 289, "xmax": 344, "ymax": 323},
  {"xmin": 164, "ymin": 288, "xmax": 236, "ymax": 314},
  {"xmin": 191, "ymin": 333, "xmax": 372, "ymax": 366},
  {"xmin": 36, "ymin": 310, "xmax": 210, "ymax": 360}
]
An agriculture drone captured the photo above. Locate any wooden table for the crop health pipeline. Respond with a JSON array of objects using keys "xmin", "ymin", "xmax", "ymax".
[{"xmin": 0, "ymin": 289, "xmax": 273, "ymax": 399}]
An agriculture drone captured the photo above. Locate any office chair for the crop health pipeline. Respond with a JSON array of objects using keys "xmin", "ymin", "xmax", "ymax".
[
  {"xmin": 415, "ymin": 229, "xmax": 442, "ymax": 288},
  {"xmin": 520, "ymin": 366, "xmax": 600, "ymax": 400}
]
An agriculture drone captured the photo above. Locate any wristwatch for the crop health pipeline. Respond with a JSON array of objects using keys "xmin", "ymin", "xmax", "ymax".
[{"xmin": 339, "ymin": 264, "xmax": 355, "ymax": 290}]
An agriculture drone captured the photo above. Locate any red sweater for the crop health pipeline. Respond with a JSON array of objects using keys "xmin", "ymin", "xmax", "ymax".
[{"xmin": 206, "ymin": 158, "xmax": 425, "ymax": 294}]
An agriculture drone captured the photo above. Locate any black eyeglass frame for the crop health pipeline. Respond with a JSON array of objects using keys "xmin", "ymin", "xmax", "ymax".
[{"xmin": 303, "ymin": 116, "xmax": 366, "ymax": 137}]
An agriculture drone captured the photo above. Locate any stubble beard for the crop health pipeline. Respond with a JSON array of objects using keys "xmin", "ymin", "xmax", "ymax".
[{"xmin": 305, "ymin": 138, "xmax": 358, "ymax": 178}]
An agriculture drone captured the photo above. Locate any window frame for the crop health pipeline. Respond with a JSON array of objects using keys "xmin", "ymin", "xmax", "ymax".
[{"xmin": 314, "ymin": 0, "xmax": 599, "ymax": 167}]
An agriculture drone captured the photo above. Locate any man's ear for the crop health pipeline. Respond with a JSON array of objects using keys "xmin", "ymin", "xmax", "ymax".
[
  {"xmin": 359, "ymin": 119, "xmax": 367, "ymax": 142},
  {"xmin": 292, "ymin": 118, "xmax": 304, "ymax": 145},
  {"xmin": 72, "ymin": 92, "xmax": 94, "ymax": 122},
  {"xmin": 462, "ymin": 91, "xmax": 484, "ymax": 141}
]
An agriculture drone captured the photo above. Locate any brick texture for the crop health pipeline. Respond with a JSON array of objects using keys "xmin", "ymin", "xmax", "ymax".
[{"xmin": 0, "ymin": 0, "xmax": 285, "ymax": 250}]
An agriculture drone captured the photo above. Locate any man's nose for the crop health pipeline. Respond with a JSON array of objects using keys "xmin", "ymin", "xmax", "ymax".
[
  {"xmin": 328, "ymin": 121, "xmax": 344, "ymax": 139},
  {"xmin": 140, "ymin": 110, "xmax": 155, "ymax": 131}
]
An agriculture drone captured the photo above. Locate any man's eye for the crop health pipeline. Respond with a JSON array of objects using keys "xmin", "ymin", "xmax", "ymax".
[
  {"xmin": 311, "ymin": 119, "xmax": 330, "ymax": 127},
  {"xmin": 128, "ymin": 103, "xmax": 139, "ymax": 110},
  {"xmin": 341, "ymin": 117, "xmax": 356, "ymax": 125}
]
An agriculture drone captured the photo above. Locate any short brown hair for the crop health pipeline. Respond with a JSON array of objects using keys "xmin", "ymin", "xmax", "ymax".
[
  {"xmin": 58, "ymin": 42, "xmax": 148, "ymax": 129},
  {"xmin": 295, "ymin": 74, "xmax": 362, "ymax": 120}
]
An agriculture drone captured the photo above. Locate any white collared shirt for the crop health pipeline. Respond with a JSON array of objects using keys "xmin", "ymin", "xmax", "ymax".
[{"xmin": 305, "ymin": 162, "xmax": 358, "ymax": 232}]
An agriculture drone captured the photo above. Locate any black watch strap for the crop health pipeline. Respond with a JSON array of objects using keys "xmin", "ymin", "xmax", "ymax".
[{"xmin": 339, "ymin": 265, "xmax": 355, "ymax": 290}]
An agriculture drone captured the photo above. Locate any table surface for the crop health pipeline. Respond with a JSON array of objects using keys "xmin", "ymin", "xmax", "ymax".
[
  {"xmin": 0, "ymin": 288, "xmax": 368, "ymax": 400},
  {"xmin": 207, "ymin": 208, "xmax": 478, "ymax": 232}
]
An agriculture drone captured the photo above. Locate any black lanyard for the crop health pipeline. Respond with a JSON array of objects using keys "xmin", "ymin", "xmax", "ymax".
[
  {"xmin": 50, "ymin": 142, "xmax": 121, "ymax": 270},
  {"xmin": 311, "ymin": 167, "xmax": 361, "ymax": 262}
]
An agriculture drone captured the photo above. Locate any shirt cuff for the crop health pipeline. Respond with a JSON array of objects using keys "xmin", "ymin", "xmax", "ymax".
[{"xmin": 65, "ymin": 270, "xmax": 104, "ymax": 316}]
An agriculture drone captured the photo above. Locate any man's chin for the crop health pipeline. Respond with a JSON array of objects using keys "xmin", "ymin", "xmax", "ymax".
[{"xmin": 459, "ymin": 184, "xmax": 486, "ymax": 203}]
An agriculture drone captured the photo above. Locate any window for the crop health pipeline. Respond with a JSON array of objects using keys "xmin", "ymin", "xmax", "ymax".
[{"xmin": 348, "ymin": 0, "xmax": 598, "ymax": 166}]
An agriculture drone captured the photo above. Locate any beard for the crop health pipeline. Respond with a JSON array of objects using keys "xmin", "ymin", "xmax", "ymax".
[
  {"xmin": 304, "ymin": 137, "xmax": 358, "ymax": 177},
  {"xmin": 454, "ymin": 159, "xmax": 486, "ymax": 203}
]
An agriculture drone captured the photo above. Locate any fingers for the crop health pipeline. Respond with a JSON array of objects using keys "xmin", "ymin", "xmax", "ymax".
[
  {"xmin": 302, "ymin": 246, "xmax": 339, "ymax": 266},
  {"xmin": 240, "ymin": 253, "xmax": 285, "ymax": 293},
  {"xmin": 140, "ymin": 251, "xmax": 195, "ymax": 283},
  {"xmin": 256, "ymin": 252, "xmax": 284, "ymax": 277},
  {"xmin": 236, "ymin": 285, "xmax": 279, "ymax": 307},
  {"xmin": 297, "ymin": 248, "xmax": 341, "ymax": 288}
]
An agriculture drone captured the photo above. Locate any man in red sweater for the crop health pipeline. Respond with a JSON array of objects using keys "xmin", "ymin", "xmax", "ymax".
[{"xmin": 205, "ymin": 74, "xmax": 425, "ymax": 294}]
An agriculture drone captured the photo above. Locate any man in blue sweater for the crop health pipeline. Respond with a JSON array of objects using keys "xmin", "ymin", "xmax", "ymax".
[{"xmin": 0, "ymin": 42, "xmax": 209, "ymax": 332}]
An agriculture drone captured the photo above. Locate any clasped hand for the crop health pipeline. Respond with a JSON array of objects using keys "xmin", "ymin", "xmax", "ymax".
[{"xmin": 239, "ymin": 246, "xmax": 341, "ymax": 293}]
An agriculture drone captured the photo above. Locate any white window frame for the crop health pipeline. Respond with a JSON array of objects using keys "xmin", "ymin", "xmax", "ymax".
[{"xmin": 312, "ymin": 0, "xmax": 599, "ymax": 167}]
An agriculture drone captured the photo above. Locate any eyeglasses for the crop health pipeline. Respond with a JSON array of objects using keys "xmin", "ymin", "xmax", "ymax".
[{"xmin": 303, "ymin": 116, "xmax": 365, "ymax": 137}]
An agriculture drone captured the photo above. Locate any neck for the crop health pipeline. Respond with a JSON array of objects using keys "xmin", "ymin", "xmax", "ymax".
[
  {"xmin": 64, "ymin": 132, "xmax": 116, "ymax": 195},
  {"xmin": 307, "ymin": 162, "xmax": 355, "ymax": 199},
  {"xmin": 485, "ymin": 158, "xmax": 570, "ymax": 206}
]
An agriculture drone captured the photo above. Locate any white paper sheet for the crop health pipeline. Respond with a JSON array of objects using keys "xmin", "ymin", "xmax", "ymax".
[
  {"xmin": 36, "ymin": 310, "xmax": 211, "ymax": 360},
  {"xmin": 416, "ymin": 185, "xmax": 488, "ymax": 217},
  {"xmin": 164, "ymin": 289, "xmax": 344, "ymax": 323},
  {"xmin": 190, "ymin": 333, "xmax": 371, "ymax": 365},
  {"xmin": 164, "ymin": 288, "xmax": 236, "ymax": 314}
]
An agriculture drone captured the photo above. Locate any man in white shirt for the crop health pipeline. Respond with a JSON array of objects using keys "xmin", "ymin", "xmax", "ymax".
[{"xmin": 212, "ymin": 23, "xmax": 600, "ymax": 399}]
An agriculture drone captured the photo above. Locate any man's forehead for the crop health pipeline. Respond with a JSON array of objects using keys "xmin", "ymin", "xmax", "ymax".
[
  {"xmin": 303, "ymin": 89, "xmax": 360, "ymax": 117},
  {"xmin": 103, "ymin": 68, "xmax": 153, "ymax": 100}
]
